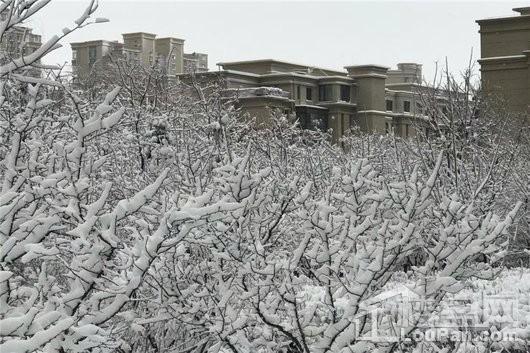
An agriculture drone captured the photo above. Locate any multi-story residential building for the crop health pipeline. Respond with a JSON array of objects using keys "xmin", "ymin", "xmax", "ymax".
[
  {"xmin": 155, "ymin": 37, "xmax": 185, "ymax": 75},
  {"xmin": 476, "ymin": 7, "xmax": 530, "ymax": 115},
  {"xmin": 185, "ymin": 59, "xmax": 437, "ymax": 142},
  {"xmin": 0, "ymin": 12, "xmax": 42, "ymax": 74},
  {"xmin": 0, "ymin": 26, "xmax": 42, "ymax": 60},
  {"xmin": 71, "ymin": 40, "xmax": 125, "ymax": 78},
  {"xmin": 184, "ymin": 52, "xmax": 208, "ymax": 73},
  {"xmin": 70, "ymin": 32, "xmax": 207, "ymax": 79},
  {"xmin": 121, "ymin": 32, "xmax": 157, "ymax": 67},
  {"xmin": 384, "ymin": 63, "xmax": 438, "ymax": 138},
  {"xmin": 210, "ymin": 59, "xmax": 357, "ymax": 142}
]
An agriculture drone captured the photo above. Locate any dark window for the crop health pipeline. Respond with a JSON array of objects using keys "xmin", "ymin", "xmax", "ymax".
[
  {"xmin": 386, "ymin": 100, "xmax": 393, "ymax": 111},
  {"xmin": 296, "ymin": 85, "xmax": 300, "ymax": 100},
  {"xmin": 88, "ymin": 46, "xmax": 97, "ymax": 67},
  {"xmin": 306, "ymin": 87, "xmax": 312, "ymax": 101},
  {"xmin": 319, "ymin": 85, "xmax": 333, "ymax": 101},
  {"xmin": 340, "ymin": 85, "xmax": 350, "ymax": 102},
  {"xmin": 311, "ymin": 113, "xmax": 326, "ymax": 130},
  {"xmin": 404, "ymin": 100, "xmax": 411, "ymax": 113},
  {"xmin": 307, "ymin": 112, "xmax": 327, "ymax": 131},
  {"xmin": 296, "ymin": 106, "xmax": 327, "ymax": 131}
]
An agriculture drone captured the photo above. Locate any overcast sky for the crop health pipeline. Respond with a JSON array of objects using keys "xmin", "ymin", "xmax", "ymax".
[{"xmin": 28, "ymin": 0, "xmax": 528, "ymax": 82}]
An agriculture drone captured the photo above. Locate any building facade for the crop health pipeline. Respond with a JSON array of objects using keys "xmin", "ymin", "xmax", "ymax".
[
  {"xmin": 71, "ymin": 32, "xmax": 207, "ymax": 79},
  {"xmin": 187, "ymin": 59, "xmax": 437, "ymax": 142},
  {"xmin": 0, "ymin": 12, "xmax": 42, "ymax": 74},
  {"xmin": 184, "ymin": 52, "xmax": 208, "ymax": 73},
  {"xmin": 477, "ymin": 7, "xmax": 530, "ymax": 114}
]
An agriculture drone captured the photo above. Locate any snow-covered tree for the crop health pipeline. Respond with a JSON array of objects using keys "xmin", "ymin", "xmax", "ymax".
[{"xmin": 1, "ymin": 2, "xmax": 180, "ymax": 352}]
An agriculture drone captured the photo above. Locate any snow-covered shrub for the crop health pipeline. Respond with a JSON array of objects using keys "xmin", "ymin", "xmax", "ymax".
[
  {"xmin": 137, "ymin": 148, "xmax": 519, "ymax": 353},
  {"xmin": 0, "ymin": 2, "xmax": 181, "ymax": 352}
]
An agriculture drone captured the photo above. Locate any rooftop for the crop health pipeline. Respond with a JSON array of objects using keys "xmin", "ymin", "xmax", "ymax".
[
  {"xmin": 513, "ymin": 7, "xmax": 530, "ymax": 15},
  {"xmin": 217, "ymin": 58, "xmax": 347, "ymax": 76},
  {"xmin": 70, "ymin": 39, "xmax": 120, "ymax": 47},
  {"xmin": 476, "ymin": 7, "xmax": 530, "ymax": 24},
  {"xmin": 344, "ymin": 64, "xmax": 390, "ymax": 70},
  {"xmin": 156, "ymin": 37, "xmax": 185, "ymax": 43},
  {"xmin": 345, "ymin": 64, "xmax": 389, "ymax": 77},
  {"xmin": 122, "ymin": 32, "xmax": 157, "ymax": 38}
]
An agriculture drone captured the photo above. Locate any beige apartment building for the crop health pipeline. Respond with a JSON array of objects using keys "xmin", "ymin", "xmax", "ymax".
[
  {"xmin": 0, "ymin": 11, "xmax": 42, "ymax": 74},
  {"xmin": 477, "ymin": 7, "xmax": 530, "ymax": 114},
  {"xmin": 185, "ymin": 59, "xmax": 439, "ymax": 142},
  {"xmin": 71, "ymin": 32, "xmax": 207, "ymax": 80},
  {"xmin": 184, "ymin": 52, "xmax": 208, "ymax": 74}
]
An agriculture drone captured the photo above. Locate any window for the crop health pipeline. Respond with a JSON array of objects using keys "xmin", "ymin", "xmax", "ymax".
[
  {"xmin": 72, "ymin": 50, "xmax": 78, "ymax": 65},
  {"xmin": 308, "ymin": 112, "xmax": 326, "ymax": 131},
  {"xmin": 88, "ymin": 46, "xmax": 97, "ymax": 67},
  {"xmin": 386, "ymin": 100, "xmax": 393, "ymax": 111},
  {"xmin": 404, "ymin": 100, "xmax": 411, "ymax": 113},
  {"xmin": 340, "ymin": 85, "xmax": 350, "ymax": 102},
  {"xmin": 296, "ymin": 85, "xmax": 301, "ymax": 100},
  {"xmin": 319, "ymin": 85, "xmax": 333, "ymax": 101},
  {"xmin": 306, "ymin": 87, "xmax": 313, "ymax": 101}
]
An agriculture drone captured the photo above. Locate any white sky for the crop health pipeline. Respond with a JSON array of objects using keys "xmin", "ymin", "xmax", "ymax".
[{"xmin": 28, "ymin": 0, "xmax": 529, "ymax": 83}]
